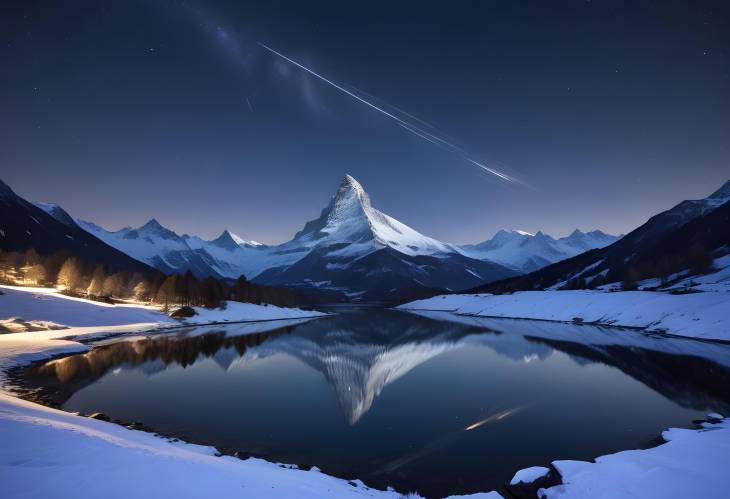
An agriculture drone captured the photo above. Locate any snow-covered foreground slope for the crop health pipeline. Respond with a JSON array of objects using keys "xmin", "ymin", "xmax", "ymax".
[
  {"xmin": 181, "ymin": 301, "xmax": 327, "ymax": 324},
  {"xmin": 399, "ymin": 289, "xmax": 730, "ymax": 341},
  {"xmin": 0, "ymin": 285, "xmax": 325, "ymax": 332},
  {"xmin": 0, "ymin": 392, "xmax": 408, "ymax": 499},
  {"xmin": 540, "ymin": 416, "xmax": 730, "ymax": 499},
  {"xmin": 0, "ymin": 285, "xmax": 173, "ymax": 332}
]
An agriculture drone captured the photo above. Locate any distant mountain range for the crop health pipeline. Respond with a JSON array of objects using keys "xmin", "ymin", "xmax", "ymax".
[
  {"xmin": 460, "ymin": 228, "xmax": 619, "ymax": 273},
  {"xmin": 3, "ymin": 174, "xmax": 622, "ymax": 300},
  {"xmin": 70, "ymin": 175, "xmax": 524, "ymax": 300},
  {"xmin": 478, "ymin": 179, "xmax": 730, "ymax": 293}
]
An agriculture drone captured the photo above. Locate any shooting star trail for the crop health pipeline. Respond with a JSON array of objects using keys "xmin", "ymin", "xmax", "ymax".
[
  {"xmin": 464, "ymin": 407, "xmax": 522, "ymax": 431},
  {"xmin": 256, "ymin": 41, "xmax": 517, "ymax": 184}
]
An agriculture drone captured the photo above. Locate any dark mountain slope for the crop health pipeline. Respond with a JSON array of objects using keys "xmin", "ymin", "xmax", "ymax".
[
  {"xmin": 475, "ymin": 180, "xmax": 730, "ymax": 293},
  {"xmin": 0, "ymin": 179, "xmax": 154, "ymax": 273}
]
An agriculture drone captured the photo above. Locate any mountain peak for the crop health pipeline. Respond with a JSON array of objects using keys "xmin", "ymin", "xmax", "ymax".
[
  {"xmin": 342, "ymin": 173, "xmax": 362, "ymax": 189},
  {"xmin": 137, "ymin": 218, "xmax": 178, "ymax": 239},
  {"xmin": 325, "ymin": 174, "xmax": 373, "ymax": 224},
  {"xmin": 335, "ymin": 174, "xmax": 369, "ymax": 205},
  {"xmin": 210, "ymin": 230, "xmax": 241, "ymax": 251},
  {"xmin": 34, "ymin": 202, "xmax": 77, "ymax": 228},
  {"xmin": 290, "ymin": 174, "xmax": 454, "ymax": 257},
  {"xmin": 141, "ymin": 218, "xmax": 163, "ymax": 230}
]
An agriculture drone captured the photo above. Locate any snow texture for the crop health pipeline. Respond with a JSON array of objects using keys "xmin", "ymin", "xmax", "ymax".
[
  {"xmin": 541, "ymin": 417, "xmax": 730, "ymax": 499},
  {"xmin": 180, "ymin": 300, "xmax": 327, "ymax": 324},
  {"xmin": 399, "ymin": 289, "xmax": 730, "ymax": 341},
  {"xmin": 509, "ymin": 466, "xmax": 551, "ymax": 485},
  {"xmin": 0, "ymin": 285, "xmax": 172, "ymax": 330},
  {"xmin": 0, "ymin": 392, "xmax": 408, "ymax": 499}
]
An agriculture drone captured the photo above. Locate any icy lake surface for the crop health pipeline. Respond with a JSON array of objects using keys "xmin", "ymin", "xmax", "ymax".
[{"xmin": 22, "ymin": 309, "xmax": 730, "ymax": 497}]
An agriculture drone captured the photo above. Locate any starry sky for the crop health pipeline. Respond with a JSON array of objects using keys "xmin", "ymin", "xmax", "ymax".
[{"xmin": 2, "ymin": 1, "xmax": 729, "ymax": 244}]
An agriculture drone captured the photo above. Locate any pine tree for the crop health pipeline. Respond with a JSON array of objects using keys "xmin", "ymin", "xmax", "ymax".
[
  {"xmin": 181, "ymin": 270, "xmax": 198, "ymax": 306},
  {"xmin": 234, "ymin": 275, "xmax": 249, "ymax": 302},
  {"xmin": 156, "ymin": 274, "xmax": 179, "ymax": 312}
]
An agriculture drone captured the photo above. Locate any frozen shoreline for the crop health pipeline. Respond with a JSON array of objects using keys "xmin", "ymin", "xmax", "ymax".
[
  {"xmin": 3, "ymin": 285, "xmax": 730, "ymax": 498},
  {"xmin": 398, "ymin": 289, "xmax": 730, "ymax": 342},
  {"xmin": 0, "ymin": 286, "xmax": 404, "ymax": 499}
]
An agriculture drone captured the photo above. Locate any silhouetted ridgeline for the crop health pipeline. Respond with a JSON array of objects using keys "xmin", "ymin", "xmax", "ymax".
[{"xmin": 0, "ymin": 179, "xmax": 154, "ymax": 273}]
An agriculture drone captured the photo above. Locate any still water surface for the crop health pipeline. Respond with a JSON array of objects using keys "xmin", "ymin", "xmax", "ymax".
[{"xmin": 23, "ymin": 309, "xmax": 730, "ymax": 497}]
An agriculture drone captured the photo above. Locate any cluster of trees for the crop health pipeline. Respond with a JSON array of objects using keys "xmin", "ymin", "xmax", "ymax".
[
  {"xmin": 1, "ymin": 248, "xmax": 311, "ymax": 311},
  {"xmin": 153, "ymin": 273, "xmax": 305, "ymax": 311},
  {"xmin": 0, "ymin": 248, "xmax": 164, "ymax": 301},
  {"xmin": 1, "ymin": 248, "xmax": 68, "ymax": 287},
  {"xmin": 619, "ymin": 242, "xmax": 713, "ymax": 291},
  {"xmin": 557, "ymin": 242, "xmax": 714, "ymax": 291}
]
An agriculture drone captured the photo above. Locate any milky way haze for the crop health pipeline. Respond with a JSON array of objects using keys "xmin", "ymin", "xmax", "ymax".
[{"xmin": 2, "ymin": 1, "xmax": 729, "ymax": 243}]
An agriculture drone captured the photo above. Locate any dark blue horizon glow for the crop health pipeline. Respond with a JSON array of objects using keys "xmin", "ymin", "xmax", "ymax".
[{"xmin": 1, "ymin": 1, "xmax": 729, "ymax": 244}]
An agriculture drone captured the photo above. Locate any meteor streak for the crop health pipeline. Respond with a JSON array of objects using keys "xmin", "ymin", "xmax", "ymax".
[
  {"xmin": 257, "ymin": 41, "xmax": 516, "ymax": 184},
  {"xmin": 465, "ymin": 407, "xmax": 522, "ymax": 431}
]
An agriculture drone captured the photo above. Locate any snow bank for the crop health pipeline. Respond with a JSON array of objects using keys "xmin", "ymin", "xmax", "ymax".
[
  {"xmin": 399, "ymin": 290, "xmax": 730, "ymax": 341},
  {"xmin": 0, "ymin": 392, "xmax": 406, "ymax": 499},
  {"xmin": 0, "ymin": 285, "xmax": 171, "ymax": 330},
  {"xmin": 181, "ymin": 300, "xmax": 327, "ymax": 324},
  {"xmin": 0, "ymin": 286, "xmax": 325, "ymax": 333},
  {"xmin": 541, "ymin": 416, "xmax": 730, "ymax": 499},
  {"xmin": 510, "ymin": 466, "xmax": 550, "ymax": 485},
  {"xmin": 409, "ymin": 310, "xmax": 730, "ymax": 370}
]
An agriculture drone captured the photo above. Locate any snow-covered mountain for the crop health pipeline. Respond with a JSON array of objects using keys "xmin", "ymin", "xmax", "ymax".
[
  {"xmin": 34, "ymin": 202, "xmax": 78, "ymax": 228},
  {"xmin": 252, "ymin": 175, "xmax": 517, "ymax": 299},
  {"xmin": 460, "ymin": 228, "xmax": 620, "ymax": 272},
  {"xmin": 285, "ymin": 174, "xmax": 459, "ymax": 257},
  {"xmin": 54, "ymin": 175, "xmax": 515, "ymax": 299},
  {"xmin": 75, "ymin": 218, "xmax": 269, "ymax": 279},
  {"xmin": 35, "ymin": 174, "xmax": 619, "ymax": 299}
]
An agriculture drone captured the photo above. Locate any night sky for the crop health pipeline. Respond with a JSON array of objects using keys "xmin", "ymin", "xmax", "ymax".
[{"xmin": 2, "ymin": 1, "xmax": 729, "ymax": 244}]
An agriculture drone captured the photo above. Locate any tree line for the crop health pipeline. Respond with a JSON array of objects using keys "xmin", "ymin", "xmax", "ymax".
[{"xmin": 0, "ymin": 248, "xmax": 312, "ymax": 310}]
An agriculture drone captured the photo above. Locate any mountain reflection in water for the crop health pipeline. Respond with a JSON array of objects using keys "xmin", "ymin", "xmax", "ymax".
[{"xmin": 21, "ymin": 309, "xmax": 730, "ymax": 498}]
